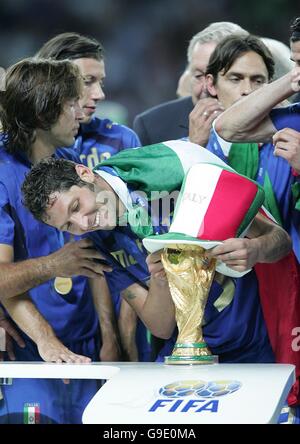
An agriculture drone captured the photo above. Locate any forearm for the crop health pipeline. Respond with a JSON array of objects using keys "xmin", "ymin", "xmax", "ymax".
[
  {"xmin": 89, "ymin": 277, "xmax": 119, "ymax": 344},
  {"xmin": 144, "ymin": 277, "xmax": 175, "ymax": 338},
  {"xmin": 118, "ymin": 300, "xmax": 138, "ymax": 361},
  {"xmin": 122, "ymin": 280, "xmax": 175, "ymax": 339},
  {"xmin": 0, "ymin": 238, "xmax": 111, "ymax": 301},
  {"xmin": 2, "ymin": 294, "xmax": 56, "ymax": 345},
  {"xmin": 3, "ymin": 294, "xmax": 92, "ymax": 363},
  {"xmin": 248, "ymin": 214, "xmax": 292, "ymax": 263},
  {"xmin": 215, "ymin": 73, "xmax": 294, "ymax": 142},
  {"xmin": 0, "ymin": 257, "xmax": 57, "ymax": 300}
]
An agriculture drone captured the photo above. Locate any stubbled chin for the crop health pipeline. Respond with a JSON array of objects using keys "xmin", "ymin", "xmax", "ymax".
[
  {"xmin": 82, "ymin": 115, "xmax": 93, "ymax": 124},
  {"xmin": 63, "ymin": 137, "xmax": 76, "ymax": 147}
]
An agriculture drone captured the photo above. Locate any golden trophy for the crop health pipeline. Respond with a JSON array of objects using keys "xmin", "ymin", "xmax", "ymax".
[{"xmin": 161, "ymin": 244, "xmax": 218, "ymax": 365}]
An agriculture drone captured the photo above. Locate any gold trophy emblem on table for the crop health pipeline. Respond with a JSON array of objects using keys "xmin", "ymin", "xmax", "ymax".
[{"xmin": 143, "ymin": 162, "xmax": 265, "ymax": 365}]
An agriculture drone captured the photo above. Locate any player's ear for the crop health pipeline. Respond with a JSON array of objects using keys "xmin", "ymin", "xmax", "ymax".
[
  {"xmin": 206, "ymin": 74, "xmax": 218, "ymax": 98},
  {"xmin": 75, "ymin": 164, "xmax": 95, "ymax": 184}
]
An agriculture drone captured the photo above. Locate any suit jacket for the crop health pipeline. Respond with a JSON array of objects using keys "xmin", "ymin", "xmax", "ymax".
[{"xmin": 133, "ymin": 96, "xmax": 194, "ymax": 146}]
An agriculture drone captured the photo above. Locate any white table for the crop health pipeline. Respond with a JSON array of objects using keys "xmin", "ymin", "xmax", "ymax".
[{"xmin": 0, "ymin": 362, "xmax": 295, "ymax": 424}]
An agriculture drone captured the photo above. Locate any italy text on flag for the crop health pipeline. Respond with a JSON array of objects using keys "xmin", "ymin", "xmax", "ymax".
[{"xmin": 23, "ymin": 403, "xmax": 40, "ymax": 424}]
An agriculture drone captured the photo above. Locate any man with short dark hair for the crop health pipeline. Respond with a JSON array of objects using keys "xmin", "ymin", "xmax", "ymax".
[
  {"xmin": 202, "ymin": 35, "xmax": 300, "ymax": 261},
  {"xmin": 214, "ymin": 34, "xmax": 300, "ymax": 263},
  {"xmin": 290, "ymin": 17, "xmax": 300, "ymax": 67}
]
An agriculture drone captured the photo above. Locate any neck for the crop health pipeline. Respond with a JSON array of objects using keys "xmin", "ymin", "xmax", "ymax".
[{"xmin": 29, "ymin": 130, "xmax": 56, "ymax": 165}]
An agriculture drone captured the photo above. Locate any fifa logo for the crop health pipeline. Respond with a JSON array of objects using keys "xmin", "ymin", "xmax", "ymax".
[{"xmin": 149, "ymin": 379, "xmax": 242, "ymax": 413}]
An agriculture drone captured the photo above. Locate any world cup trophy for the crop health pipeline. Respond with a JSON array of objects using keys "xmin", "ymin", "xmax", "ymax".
[{"xmin": 161, "ymin": 244, "xmax": 218, "ymax": 365}]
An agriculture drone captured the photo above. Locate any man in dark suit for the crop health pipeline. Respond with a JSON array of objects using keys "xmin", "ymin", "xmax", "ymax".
[
  {"xmin": 133, "ymin": 22, "xmax": 247, "ymax": 147},
  {"xmin": 133, "ymin": 95, "xmax": 193, "ymax": 145}
]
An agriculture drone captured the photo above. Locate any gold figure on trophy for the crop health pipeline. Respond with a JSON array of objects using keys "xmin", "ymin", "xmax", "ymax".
[{"xmin": 161, "ymin": 244, "xmax": 218, "ymax": 365}]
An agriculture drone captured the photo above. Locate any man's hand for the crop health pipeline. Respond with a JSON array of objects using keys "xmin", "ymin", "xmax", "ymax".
[
  {"xmin": 146, "ymin": 251, "xmax": 167, "ymax": 281},
  {"xmin": 100, "ymin": 337, "xmax": 122, "ymax": 362},
  {"xmin": 273, "ymin": 128, "xmax": 300, "ymax": 173},
  {"xmin": 207, "ymin": 238, "xmax": 259, "ymax": 273},
  {"xmin": 36, "ymin": 335, "xmax": 91, "ymax": 363},
  {"xmin": 290, "ymin": 66, "xmax": 300, "ymax": 93},
  {"xmin": 0, "ymin": 309, "xmax": 26, "ymax": 361},
  {"xmin": 49, "ymin": 238, "xmax": 112, "ymax": 279},
  {"xmin": 189, "ymin": 98, "xmax": 224, "ymax": 146}
]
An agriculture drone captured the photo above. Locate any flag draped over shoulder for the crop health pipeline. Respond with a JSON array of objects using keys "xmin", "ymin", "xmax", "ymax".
[
  {"xmin": 95, "ymin": 139, "xmax": 300, "ymax": 406},
  {"xmin": 255, "ymin": 255, "xmax": 300, "ymax": 406},
  {"xmin": 255, "ymin": 209, "xmax": 300, "ymax": 407},
  {"xmin": 229, "ymin": 143, "xmax": 283, "ymax": 225},
  {"xmin": 96, "ymin": 140, "xmax": 229, "ymax": 197}
]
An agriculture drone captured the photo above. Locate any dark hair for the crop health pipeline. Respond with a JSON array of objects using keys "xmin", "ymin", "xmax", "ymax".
[
  {"xmin": 206, "ymin": 34, "xmax": 274, "ymax": 82},
  {"xmin": 36, "ymin": 32, "xmax": 103, "ymax": 61},
  {"xmin": 0, "ymin": 58, "xmax": 82, "ymax": 156},
  {"xmin": 290, "ymin": 17, "xmax": 300, "ymax": 43},
  {"xmin": 22, "ymin": 157, "xmax": 86, "ymax": 222}
]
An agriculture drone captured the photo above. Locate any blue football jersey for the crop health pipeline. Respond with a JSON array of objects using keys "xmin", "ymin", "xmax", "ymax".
[{"xmin": 72, "ymin": 117, "xmax": 141, "ymax": 169}]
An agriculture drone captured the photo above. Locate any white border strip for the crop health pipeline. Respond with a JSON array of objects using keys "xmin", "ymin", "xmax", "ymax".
[{"xmin": 0, "ymin": 362, "xmax": 120, "ymax": 380}]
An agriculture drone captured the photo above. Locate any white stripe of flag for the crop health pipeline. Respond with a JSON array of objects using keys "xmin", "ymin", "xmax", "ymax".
[{"xmin": 170, "ymin": 164, "xmax": 221, "ymax": 237}]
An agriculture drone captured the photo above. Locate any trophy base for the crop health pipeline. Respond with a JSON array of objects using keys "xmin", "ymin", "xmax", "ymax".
[{"xmin": 164, "ymin": 355, "xmax": 218, "ymax": 365}]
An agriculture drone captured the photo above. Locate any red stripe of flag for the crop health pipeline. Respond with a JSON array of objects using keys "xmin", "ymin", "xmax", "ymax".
[
  {"xmin": 197, "ymin": 169, "xmax": 258, "ymax": 240},
  {"xmin": 35, "ymin": 405, "xmax": 40, "ymax": 424}
]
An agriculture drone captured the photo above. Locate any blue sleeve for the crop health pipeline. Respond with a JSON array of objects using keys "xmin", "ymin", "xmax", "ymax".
[
  {"xmin": 0, "ymin": 182, "xmax": 15, "ymax": 245},
  {"xmin": 55, "ymin": 148, "xmax": 81, "ymax": 163},
  {"xmin": 105, "ymin": 266, "xmax": 139, "ymax": 294},
  {"xmin": 121, "ymin": 126, "xmax": 141, "ymax": 149},
  {"xmin": 87, "ymin": 231, "xmax": 140, "ymax": 293},
  {"xmin": 270, "ymin": 103, "xmax": 300, "ymax": 132}
]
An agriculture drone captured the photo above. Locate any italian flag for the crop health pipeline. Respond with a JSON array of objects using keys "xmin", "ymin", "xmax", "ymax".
[
  {"xmin": 97, "ymin": 139, "xmax": 230, "ymax": 196},
  {"xmin": 24, "ymin": 403, "xmax": 40, "ymax": 424},
  {"xmin": 161, "ymin": 163, "xmax": 261, "ymax": 241}
]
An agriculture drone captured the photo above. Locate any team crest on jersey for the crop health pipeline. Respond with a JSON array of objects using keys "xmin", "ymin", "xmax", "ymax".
[{"xmin": 23, "ymin": 402, "xmax": 40, "ymax": 424}]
